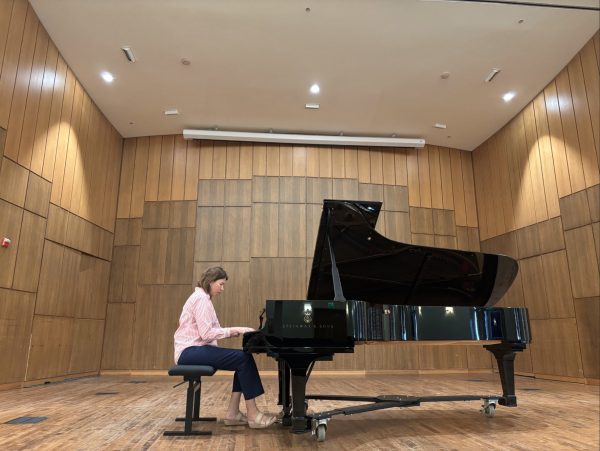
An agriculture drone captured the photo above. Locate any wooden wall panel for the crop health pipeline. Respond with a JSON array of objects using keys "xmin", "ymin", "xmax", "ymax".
[
  {"xmin": 580, "ymin": 40, "xmax": 599, "ymax": 161},
  {"xmin": 68, "ymin": 319, "xmax": 104, "ymax": 374},
  {"xmin": 278, "ymin": 204, "xmax": 306, "ymax": 258},
  {"xmin": 101, "ymin": 303, "xmax": 135, "ymax": 370},
  {"xmin": 4, "ymin": 2, "xmax": 38, "ymax": 160},
  {"xmin": 250, "ymin": 204, "xmax": 278, "ymax": 257},
  {"xmin": 116, "ymin": 139, "xmax": 135, "ymax": 218},
  {"xmin": 225, "ymin": 179, "xmax": 252, "ymax": 206},
  {"xmin": 138, "ymin": 229, "xmax": 168, "ymax": 284},
  {"xmin": 26, "ymin": 316, "xmax": 74, "ymax": 381},
  {"xmin": 532, "ymin": 93, "xmax": 560, "ymax": 218},
  {"xmin": 279, "ymin": 143, "xmax": 293, "ymax": 177},
  {"xmin": 540, "ymin": 250, "xmax": 575, "ymax": 318},
  {"xmin": 30, "ymin": 41, "xmax": 58, "ymax": 176},
  {"xmin": 198, "ymin": 140, "xmax": 213, "ymax": 179},
  {"xmin": 383, "ymin": 185, "xmax": 408, "ymax": 212},
  {"xmin": 24, "ymin": 172, "xmax": 51, "ymax": 217},
  {"xmin": 157, "ymin": 135, "xmax": 174, "ymax": 200},
  {"xmin": 184, "ymin": 140, "xmax": 200, "ymax": 199},
  {"xmin": 419, "ymin": 345, "xmax": 468, "ymax": 370},
  {"xmin": 131, "ymin": 285, "xmax": 189, "ymax": 369},
  {"xmin": 564, "ymin": 225, "xmax": 600, "ymax": 298},
  {"xmin": 382, "ymin": 149, "xmax": 395, "ymax": 185},
  {"xmin": 530, "ymin": 319, "xmax": 584, "ymax": 379},
  {"xmin": 332, "ymin": 178, "xmax": 358, "ymax": 201},
  {"xmin": 163, "ymin": 229, "xmax": 195, "ymax": 286},
  {"xmin": 23, "ymin": 39, "xmax": 50, "ymax": 174},
  {"xmin": 317, "ymin": 343, "xmax": 366, "ymax": 371},
  {"xmin": 195, "ymin": 207, "xmax": 224, "ymax": 262},
  {"xmin": 292, "ymin": 146, "xmax": 307, "ymax": 177},
  {"xmin": 130, "ymin": 137, "xmax": 148, "ymax": 217},
  {"xmin": 0, "ymin": 156, "xmax": 28, "ymax": 206},
  {"xmin": 0, "ymin": 199, "xmax": 23, "ymax": 288},
  {"xmin": 306, "ymin": 177, "xmax": 332, "ymax": 204},
  {"xmin": 556, "ymin": 69, "xmax": 586, "ymax": 194},
  {"xmin": 560, "ymin": 189, "xmax": 591, "ymax": 230},
  {"xmin": 265, "ymin": 143, "xmax": 279, "ymax": 177},
  {"xmin": 222, "ymin": 207, "xmax": 251, "ymax": 261},
  {"xmin": 279, "ymin": 177, "xmax": 306, "ymax": 204},
  {"xmin": 428, "ymin": 146, "xmax": 443, "ymax": 209},
  {"xmin": 252, "ymin": 143, "xmax": 266, "ymax": 176},
  {"xmin": 574, "ymin": 297, "xmax": 600, "ymax": 380},
  {"xmin": 364, "ymin": 343, "xmax": 418, "ymax": 371},
  {"xmin": 567, "ymin": 55, "xmax": 599, "ymax": 188},
  {"xmin": 0, "ymin": 0, "xmax": 27, "ymax": 129},
  {"xmin": 12, "ymin": 210, "xmax": 45, "ymax": 292},
  {"xmin": 171, "ymin": 135, "xmax": 187, "ymax": 198},
  {"xmin": 0, "ymin": 288, "xmax": 35, "ymax": 384},
  {"xmin": 252, "ymin": 177, "xmax": 278, "ymax": 203},
  {"xmin": 145, "ymin": 136, "xmax": 161, "ymax": 201},
  {"xmin": 198, "ymin": 179, "xmax": 225, "ymax": 206},
  {"xmin": 545, "ymin": 82, "xmax": 572, "ymax": 197}
]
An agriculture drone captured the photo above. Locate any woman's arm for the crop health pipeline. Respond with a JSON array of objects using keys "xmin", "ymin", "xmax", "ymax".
[{"xmin": 193, "ymin": 299, "xmax": 232, "ymax": 342}]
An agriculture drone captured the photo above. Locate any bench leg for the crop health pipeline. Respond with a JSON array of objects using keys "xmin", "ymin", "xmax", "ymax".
[{"xmin": 164, "ymin": 379, "xmax": 214, "ymax": 437}]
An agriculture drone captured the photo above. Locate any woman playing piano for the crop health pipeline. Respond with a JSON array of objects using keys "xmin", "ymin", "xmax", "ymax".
[{"xmin": 174, "ymin": 266, "xmax": 276, "ymax": 429}]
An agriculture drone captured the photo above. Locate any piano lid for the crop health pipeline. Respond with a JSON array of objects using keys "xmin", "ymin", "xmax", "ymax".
[{"xmin": 306, "ymin": 200, "xmax": 518, "ymax": 308}]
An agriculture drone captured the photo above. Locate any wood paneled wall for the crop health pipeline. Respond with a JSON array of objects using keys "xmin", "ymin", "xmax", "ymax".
[
  {"xmin": 105, "ymin": 134, "xmax": 488, "ymax": 374},
  {"xmin": 0, "ymin": 0, "xmax": 122, "ymax": 387},
  {"xmin": 473, "ymin": 32, "xmax": 600, "ymax": 384}
]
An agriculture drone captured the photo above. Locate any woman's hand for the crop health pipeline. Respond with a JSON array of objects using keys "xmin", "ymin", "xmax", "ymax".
[{"xmin": 230, "ymin": 327, "xmax": 255, "ymax": 337}]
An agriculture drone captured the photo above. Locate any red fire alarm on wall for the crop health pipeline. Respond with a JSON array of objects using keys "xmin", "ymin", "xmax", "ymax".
[{"xmin": 1, "ymin": 237, "xmax": 11, "ymax": 248}]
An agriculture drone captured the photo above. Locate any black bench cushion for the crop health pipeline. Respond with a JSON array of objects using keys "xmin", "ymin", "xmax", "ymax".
[{"xmin": 168, "ymin": 365, "xmax": 216, "ymax": 378}]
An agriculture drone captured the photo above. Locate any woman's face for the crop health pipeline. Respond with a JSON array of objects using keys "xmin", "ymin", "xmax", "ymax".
[{"xmin": 209, "ymin": 278, "xmax": 226, "ymax": 298}]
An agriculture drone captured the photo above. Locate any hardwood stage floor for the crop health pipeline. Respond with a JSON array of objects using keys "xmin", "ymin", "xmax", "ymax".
[{"xmin": 0, "ymin": 373, "xmax": 598, "ymax": 450}]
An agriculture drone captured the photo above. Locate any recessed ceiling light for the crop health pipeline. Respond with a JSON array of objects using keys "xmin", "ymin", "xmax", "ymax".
[
  {"xmin": 502, "ymin": 91, "xmax": 516, "ymax": 102},
  {"xmin": 100, "ymin": 71, "xmax": 114, "ymax": 83},
  {"xmin": 434, "ymin": 123, "xmax": 447, "ymax": 129},
  {"xmin": 164, "ymin": 109, "xmax": 179, "ymax": 115},
  {"xmin": 305, "ymin": 103, "xmax": 320, "ymax": 109},
  {"xmin": 310, "ymin": 83, "xmax": 320, "ymax": 94}
]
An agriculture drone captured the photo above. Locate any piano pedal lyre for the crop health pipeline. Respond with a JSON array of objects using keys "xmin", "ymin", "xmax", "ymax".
[{"xmin": 480, "ymin": 398, "xmax": 499, "ymax": 418}]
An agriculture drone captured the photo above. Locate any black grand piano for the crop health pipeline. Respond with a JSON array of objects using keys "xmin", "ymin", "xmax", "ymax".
[{"xmin": 243, "ymin": 199, "xmax": 530, "ymax": 441}]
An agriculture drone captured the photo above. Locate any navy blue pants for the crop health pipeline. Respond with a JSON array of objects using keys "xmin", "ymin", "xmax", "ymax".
[{"xmin": 178, "ymin": 346, "xmax": 264, "ymax": 400}]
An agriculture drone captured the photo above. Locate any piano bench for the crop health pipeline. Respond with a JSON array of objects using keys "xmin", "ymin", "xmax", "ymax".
[{"xmin": 163, "ymin": 365, "xmax": 217, "ymax": 437}]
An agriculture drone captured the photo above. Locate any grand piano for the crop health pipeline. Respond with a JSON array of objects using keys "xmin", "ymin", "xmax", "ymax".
[{"xmin": 243, "ymin": 199, "xmax": 530, "ymax": 441}]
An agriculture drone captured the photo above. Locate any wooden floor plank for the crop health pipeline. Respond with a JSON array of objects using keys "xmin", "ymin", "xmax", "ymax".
[{"xmin": 0, "ymin": 374, "xmax": 597, "ymax": 450}]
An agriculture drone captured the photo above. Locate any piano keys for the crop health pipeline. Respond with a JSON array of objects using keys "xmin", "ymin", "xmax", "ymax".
[{"xmin": 243, "ymin": 199, "xmax": 531, "ymax": 442}]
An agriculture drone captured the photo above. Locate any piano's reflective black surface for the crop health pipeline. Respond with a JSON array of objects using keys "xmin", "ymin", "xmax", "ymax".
[{"xmin": 243, "ymin": 200, "xmax": 531, "ymax": 441}]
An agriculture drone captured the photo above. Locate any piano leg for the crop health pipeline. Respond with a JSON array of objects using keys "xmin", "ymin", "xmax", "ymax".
[
  {"xmin": 484, "ymin": 343, "xmax": 526, "ymax": 407},
  {"xmin": 290, "ymin": 370, "xmax": 311, "ymax": 432},
  {"xmin": 277, "ymin": 359, "xmax": 292, "ymax": 426}
]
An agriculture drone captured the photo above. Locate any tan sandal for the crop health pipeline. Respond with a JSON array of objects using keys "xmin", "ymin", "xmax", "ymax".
[
  {"xmin": 223, "ymin": 412, "xmax": 248, "ymax": 426},
  {"xmin": 248, "ymin": 412, "xmax": 276, "ymax": 429}
]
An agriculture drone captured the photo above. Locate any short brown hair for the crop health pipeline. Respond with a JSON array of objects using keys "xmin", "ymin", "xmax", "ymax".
[{"xmin": 198, "ymin": 266, "xmax": 228, "ymax": 294}]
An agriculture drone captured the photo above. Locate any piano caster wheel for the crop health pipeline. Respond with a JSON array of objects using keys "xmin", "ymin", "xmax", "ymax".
[
  {"xmin": 316, "ymin": 424, "xmax": 327, "ymax": 442},
  {"xmin": 481, "ymin": 403, "xmax": 496, "ymax": 418}
]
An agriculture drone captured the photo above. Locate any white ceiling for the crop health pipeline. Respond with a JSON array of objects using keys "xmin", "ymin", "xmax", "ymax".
[{"xmin": 30, "ymin": 0, "xmax": 599, "ymax": 150}]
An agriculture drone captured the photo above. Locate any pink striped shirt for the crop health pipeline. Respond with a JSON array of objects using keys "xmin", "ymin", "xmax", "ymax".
[{"xmin": 173, "ymin": 287, "xmax": 232, "ymax": 363}]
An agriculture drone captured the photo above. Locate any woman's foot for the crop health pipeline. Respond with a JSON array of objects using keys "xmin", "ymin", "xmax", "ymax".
[
  {"xmin": 223, "ymin": 411, "xmax": 248, "ymax": 426},
  {"xmin": 247, "ymin": 411, "xmax": 276, "ymax": 429}
]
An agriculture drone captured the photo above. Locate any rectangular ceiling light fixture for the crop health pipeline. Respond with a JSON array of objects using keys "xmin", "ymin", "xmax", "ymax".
[{"xmin": 183, "ymin": 129, "xmax": 425, "ymax": 148}]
